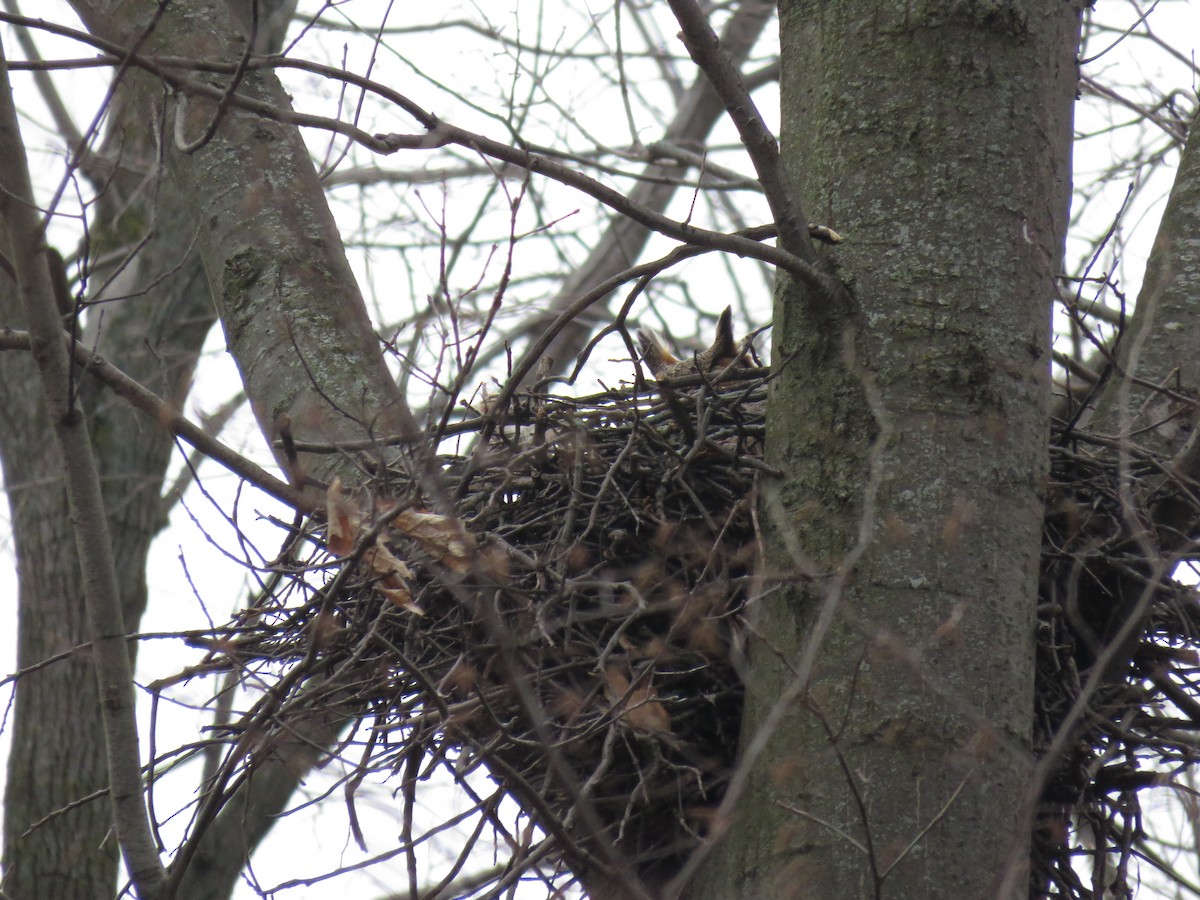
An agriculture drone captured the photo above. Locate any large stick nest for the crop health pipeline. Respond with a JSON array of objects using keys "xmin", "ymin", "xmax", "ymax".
[{"xmin": 188, "ymin": 364, "xmax": 1200, "ymax": 898}]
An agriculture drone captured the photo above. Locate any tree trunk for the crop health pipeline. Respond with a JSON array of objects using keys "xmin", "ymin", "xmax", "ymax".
[
  {"xmin": 66, "ymin": 0, "xmax": 415, "ymax": 478},
  {"xmin": 0, "ymin": 87, "xmax": 213, "ymax": 900},
  {"xmin": 691, "ymin": 3, "xmax": 1081, "ymax": 897},
  {"xmin": 0, "ymin": 360, "xmax": 115, "ymax": 897},
  {"xmin": 1092, "ymin": 117, "xmax": 1200, "ymax": 453},
  {"xmin": 0, "ymin": 4, "xmax": 301, "ymax": 897}
]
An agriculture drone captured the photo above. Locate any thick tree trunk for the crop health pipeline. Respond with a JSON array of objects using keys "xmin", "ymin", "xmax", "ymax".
[
  {"xmin": 0, "ymin": 4, "xmax": 303, "ymax": 897},
  {"xmin": 67, "ymin": 0, "xmax": 416, "ymax": 478},
  {"xmin": 0, "ymin": 378, "xmax": 115, "ymax": 897},
  {"xmin": 691, "ymin": 3, "xmax": 1080, "ymax": 898},
  {"xmin": 0, "ymin": 90, "xmax": 213, "ymax": 900}
]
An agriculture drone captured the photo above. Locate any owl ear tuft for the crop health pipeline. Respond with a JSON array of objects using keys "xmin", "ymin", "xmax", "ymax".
[
  {"xmin": 637, "ymin": 327, "xmax": 678, "ymax": 376},
  {"xmin": 711, "ymin": 307, "xmax": 735, "ymax": 362}
]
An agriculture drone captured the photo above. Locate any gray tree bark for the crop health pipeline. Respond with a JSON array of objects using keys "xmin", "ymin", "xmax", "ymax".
[
  {"xmin": 689, "ymin": 3, "xmax": 1081, "ymax": 897},
  {"xmin": 15, "ymin": 2, "xmax": 1175, "ymax": 898},
  {"xmin": 1092, "ymin": 118, "xmax": 1200, "ymax": 453},
  {"xmin": 0, "ymin": 3, "xmax": 313, "ymax": 897}
]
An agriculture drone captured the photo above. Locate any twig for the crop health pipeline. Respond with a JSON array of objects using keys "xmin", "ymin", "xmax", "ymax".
[
  {"xmin": 0, "ymin": 330, "xmax": 312, "ymax": 512},
  {"xmin": 666, "ymin": 0, "xmax": 815, "ymax": 262},
  {"xmin": 0, "ymin": 36, "xmax": 168, "ymax": 900},
  {"xmin": 0, "ymin": 11, "xmax": 826, "ymax": 290}
]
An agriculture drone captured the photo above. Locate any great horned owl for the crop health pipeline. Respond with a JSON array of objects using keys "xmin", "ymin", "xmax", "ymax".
[{"xmin": 637, "ymin": 307, "xmax": 743, "ymax": 380}]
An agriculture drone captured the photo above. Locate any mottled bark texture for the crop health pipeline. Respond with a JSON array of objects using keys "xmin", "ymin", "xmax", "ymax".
[
  {"xmin": 0, "ymin": 3, "xmax": 306, "ymax": 897},
  {"xmin": 66, "ymin": 0, "xmax": 416, "ymax": 484},
  {"xmin": 691, "ymin": 3, "xmax": 1081, "ymax": 898},
  {"xmin": 0, "ymin": 71, "xmax": 207, "ymax": 900},
  {"xmin": 0, "ymin": 351, "xmax": 117, "ymax": 900},
  {"xmin": 1092, "ymin": 117, "xmax": 1200, "ymax": 455}
]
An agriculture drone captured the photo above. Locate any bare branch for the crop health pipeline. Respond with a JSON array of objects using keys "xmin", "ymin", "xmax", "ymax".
[
  {"xmin": 666, "ymin": 0, "xmax": 814, "ymax": 262},
  {"xmin": 0, "ymin": 37, "xmax": 167, "ymax": 900},
  {"xmin": 0, "ymin": 331, "xmax": 310, "ymax": 511},
  {"xmin": 500, "ymin": 0, "xmax": 780, "ymax": 383}
]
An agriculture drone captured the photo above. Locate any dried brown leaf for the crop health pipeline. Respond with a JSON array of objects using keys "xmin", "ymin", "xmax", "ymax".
[
  {"xmin": 390, "ymin": 507, "xmax": 476, "ymax": 572},
  {"xmin": 602, "ymin": 666, "xmax": 671, "ymax": 734},
  {"xmin": 325, "ymin": 477, "xmax": 362, "ymax": 557},
  {"xmin": 365, "ymin": 539, "xmax": 413, "ymax": 581},
  {"xmin": 378, "ymin": 578, "xmax": 424, "ymax": 616}
]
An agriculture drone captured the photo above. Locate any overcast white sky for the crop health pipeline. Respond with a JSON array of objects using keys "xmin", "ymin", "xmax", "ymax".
[{"xmin": 1, "ymin": 1, "xmax": 1199, "ymax": 897}]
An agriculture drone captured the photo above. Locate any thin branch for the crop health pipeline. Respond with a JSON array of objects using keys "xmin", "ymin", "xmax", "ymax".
[
  {"xmin": 665, "ymin": 0, "xmax": 814, "ymax": 262},
  {"xmin": 878, "ymin": 774, "xmax": 971, "ymax": 878},
  {"xmin": 0, "ymin": 330, "xmax": 312, "ymax": 512},
  {"xmin": 0, "ymin": 0, "xmax": 91, "ymax": 170},
  {"xmin": 0, "ymin": 10, "xmax": 825, "ymax": 291},
  {"xmin": 160, "ymin": 391, "xmax": 249, "ymax": 520},
  {"xmin": 378, "ymin": 122, "xmax": 819, "ymax": 285},
  {"xmin": 0, "ymin": 37, "xmax": 167, "ymax": 900},
  {"xmin": 496, "ymin": 0, "xmax": 781, "ymax": 383},
  {"xmin": 1080, "ymin": 74, "xmax": 1187, "ymax": 144}
]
